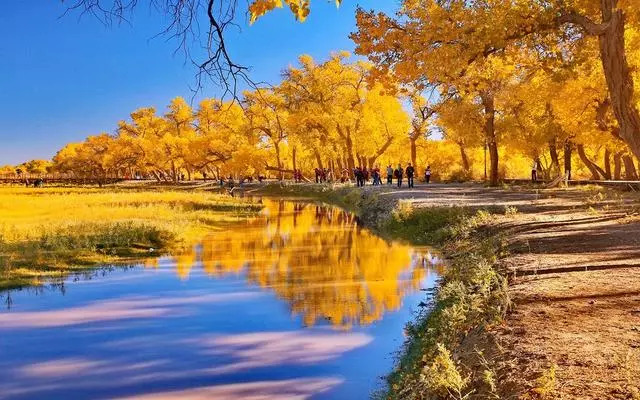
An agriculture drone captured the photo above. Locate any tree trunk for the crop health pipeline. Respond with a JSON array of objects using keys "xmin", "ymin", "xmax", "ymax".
[
  {"xmin": 274, "ymin": 142, "xmax": 283, "ymax": 180},
  {"xmin": 603, "ymin": 148, "xmax": 612, "ymax": 180},
  {"xmin": 597, "ymin": 2, "xmax": 640, "ymax": 160},
  {"xmin": 410, "ymin": 137, "xmax": 417, "ymax": 169},
  {"xmin": 623, "ymin": 155, "xmax": 639, "ymax": 180},
  {"xmin": 171, "ymin": 161, "xmax": 177, "ymax": 182},
  {"xmin": 292, "ymin": 146, "xmax": 297, "ymax": 172},
  {"xmin": 481, "ymin": 92, "xmax": 499, "ymax": 186},
  {"xmin": 368, "ymin": 136, "xmax": 394, "ymax": 169},
  {"xmin": 577, "ymin": 144, "xmax": 605, "ymax": 180},
  {"xmin": 549, "ymin": 137, "xmax": 560, "ymax": 177},
  {"xmin": 458, "ymin": 142, "xmax": 470, "ymax": 172},
  {"xmin": 614, "ymin": 151, "xmax": 623, "ymax": 179},
  {"xmin": 339, "ymin": 125, "xmax": 356, "ymax": 171},
  {"xmin": 266, "ymin": 165, "xmax": 311, "ymax": 182},
  {"xmin": 314, "ymin": 150, "xmax": 323, "ymax": 170},
  {"xmin": 564, "ymin": 141, "xmax": 573, "ymax": 180}
]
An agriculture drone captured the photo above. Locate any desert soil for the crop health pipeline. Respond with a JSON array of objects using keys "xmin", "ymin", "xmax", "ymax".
[{"xmin": 376, "ymin": 183, "xmax": 640, "ymax": 399}]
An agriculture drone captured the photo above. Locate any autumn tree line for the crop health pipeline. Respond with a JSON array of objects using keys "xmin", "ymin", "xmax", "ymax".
[{"xmin": 3, "ymin": 1, "xmax": 640, "ymax": 185}]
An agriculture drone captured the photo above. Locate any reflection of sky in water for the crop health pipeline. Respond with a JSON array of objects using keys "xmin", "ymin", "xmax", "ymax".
[{"xmin": 0, "ymin": 200, "xmax": 441, "ymax": 399}]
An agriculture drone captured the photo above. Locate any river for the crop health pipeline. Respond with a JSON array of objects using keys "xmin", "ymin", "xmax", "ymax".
[{"xmin": 0, "ymin": 199, "xmax": 441, "ymax": 399}]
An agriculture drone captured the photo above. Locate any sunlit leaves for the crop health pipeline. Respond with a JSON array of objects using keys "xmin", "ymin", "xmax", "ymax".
[{"xmin": 249, "ymin": 0, "xmax": 340, "ymax": 24}]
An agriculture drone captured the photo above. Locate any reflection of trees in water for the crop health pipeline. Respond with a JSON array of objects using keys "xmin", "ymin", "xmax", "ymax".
[{"xmin": 168, "ymin": 200, "xmax": 439, "ymax": 328}]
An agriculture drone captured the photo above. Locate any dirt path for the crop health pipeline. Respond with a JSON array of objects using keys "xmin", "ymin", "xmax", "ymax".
[{"xmin": 369, "ymin": 183, "xmax": 640, "ymax": 398}]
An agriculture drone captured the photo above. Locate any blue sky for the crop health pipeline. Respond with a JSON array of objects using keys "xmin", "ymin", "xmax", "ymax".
[{"xmin": 0, "ymin": 1, "xmax": 399, "ymax": 165}]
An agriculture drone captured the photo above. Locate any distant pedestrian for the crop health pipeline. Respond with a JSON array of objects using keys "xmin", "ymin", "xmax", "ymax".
[
  {"xmin": 406, "ymin": 163, "xmax": 415, "ymax": 188},
  {"xmin": 394, "ymin": 164, "xmax": 404, "ymax": 188},
  {"xmin": 531, "ymin": 161, "xmax": 538, "ymax": 183},
  {"xmin": 372, "ymin": 166, "xmax": 381, "ymax": 185},
  {"xmin": 354, "ymin": 167, "xmax": 364, "ymax": 187},
  {"xmin": 425, "ymin": 166, "xmax": 432, "ymax": 184},
  {"xmin": 386, "ymin": 165, "xmax": 393, "ymax": 185}
]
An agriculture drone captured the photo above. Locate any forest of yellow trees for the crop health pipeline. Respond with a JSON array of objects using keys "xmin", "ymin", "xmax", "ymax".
[{"xmin": 2, "ymin": 1, "xmax": 640, "ymax": 186}]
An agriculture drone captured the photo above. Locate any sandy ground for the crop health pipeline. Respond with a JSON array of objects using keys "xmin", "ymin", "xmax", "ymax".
[{"xmin": 372, "ymin": 183, "xmax": 640, "ymax": 399}]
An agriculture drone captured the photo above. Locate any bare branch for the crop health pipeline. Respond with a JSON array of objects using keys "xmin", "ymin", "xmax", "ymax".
[{"xmin": 61, "ymin": 0, "xmax": 256, "ymax": 99}]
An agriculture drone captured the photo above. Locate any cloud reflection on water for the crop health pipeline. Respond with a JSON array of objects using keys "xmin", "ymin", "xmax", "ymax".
[
  {"xmin": 0, "ymin": 292, "xmax": 260, "ymax": 328},
  {"xmin": 193, "ymin": 331, "xmax": 373, "ymax": 375},
  {"xmin": 115, "ymin": 377, "xmax": 344, "ymax": 400}
]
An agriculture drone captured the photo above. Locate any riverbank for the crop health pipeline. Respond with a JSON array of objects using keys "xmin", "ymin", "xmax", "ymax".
[
  {"xmin": 0, "ymin": 187, "xmax": 261, "ymax": 290},
  {"xmin": 255, "ymin": 182, "xmax": 640, "ymax": 399}
]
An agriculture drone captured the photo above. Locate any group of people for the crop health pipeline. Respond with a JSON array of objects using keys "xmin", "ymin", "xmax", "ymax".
[
  {"xmin": 352, "ymin": 164, "xmax": 432, "ymax": 188},
  {"xmin": 313, "ymin": 168, "xmax": 333, "ymax": 183},
  {"xmin": 353, "ymin": 166, "xmax": 380, "ymax": 187}
]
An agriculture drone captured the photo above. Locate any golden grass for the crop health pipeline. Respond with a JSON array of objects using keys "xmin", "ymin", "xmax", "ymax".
[{"xmin": 0, "ymin": 187, "xmax": 261, "ymax": 289}]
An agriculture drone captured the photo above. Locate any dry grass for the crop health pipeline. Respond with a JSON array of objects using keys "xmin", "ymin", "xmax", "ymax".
[{"xmin": 0, "ymin": 187, "xmax": 260, "ymax": 289}]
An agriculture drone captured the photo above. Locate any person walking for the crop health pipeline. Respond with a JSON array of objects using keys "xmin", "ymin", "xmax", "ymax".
[
  {"xmin": 386, "ymin": 165, "xmax": 393, "ymax": 185},
  {"xmin": 425, "ymin": 165, "xmax": 432, "ymax": 184},
  {"xmin": 394, "ymin": 164, "xmax": 404, "ymax": 188},
  {"xmin": 406, "ymin": 163, "xmax": 415, "ymax": 188},
  {"xmin": 354, "ymin": 167, "xmax": 363, "ymax": 187},
  {"xmin": 531, "ymin": 160, "xmax": 538, "ymax": 183}
]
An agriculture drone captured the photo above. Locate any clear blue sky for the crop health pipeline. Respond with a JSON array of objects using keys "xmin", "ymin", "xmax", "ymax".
[{"xmin": 0, "ymin": 1, "xmax": 398, "ymax": 165}]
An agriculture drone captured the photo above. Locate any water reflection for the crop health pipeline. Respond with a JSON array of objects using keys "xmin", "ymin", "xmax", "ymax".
[
  {"xmin": 166, "ymin": 199, "xmax": 441, "ymax": 328},
  {"xmin": 0, "ymin": 199, "xmax": 442, "ymax": 399}
]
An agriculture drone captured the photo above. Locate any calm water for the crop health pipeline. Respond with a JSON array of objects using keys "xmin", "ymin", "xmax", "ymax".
[{"xmin": 0, "ymin": 199, "xmax": 441, "ymax": 400}]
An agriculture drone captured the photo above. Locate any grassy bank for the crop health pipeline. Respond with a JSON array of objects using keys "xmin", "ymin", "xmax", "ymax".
[
  {"xmin": 258, "ymin": 183, "xmax": 511, "ymax": 398},
  {"xmin": 0, "ymin": 187, "xmax": 261, "ymax": 290}
]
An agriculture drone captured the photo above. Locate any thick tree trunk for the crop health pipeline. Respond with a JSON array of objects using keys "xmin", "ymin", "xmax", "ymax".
[
  {"xmin": 410, "ymin": 137, "xmax": 417, "ymax": 169},
  {"xmin": 368, "ymin": 136, "xmax": 394, "ymax": 169},
  {"xmin": 274, "ymin": 143, "xmax": 283, "ymax": 180},
  {"xmin": 597, "ymin": 2, "xmax": 640, "ymax": 160},
  {"xmin": 577, "ymin": 144, "xmax": 606, "ymax": 180},
  {"xmin": 314, "ymin": 150, "xmax": 324, "ymax": 170},
  {"xmin": 603, "ymin": 148, "xmax": 612, "ymax": 180},
  {"xmin": 292, "ymin": 146, "xmax": 297, "ymax": 172},
  {"xmin": 458, "ymin": 142, "xmax": 470, "ymax": 172},
  {"xmin": 338, "ymin": 125, "xmax": 356, "ymax": 171},
  {"xmin": 549, "ymin": 137, "xmax": 560, "ymax": 177},
  {"xmin": 614, "ymin": 151, "xmax": 623, "ymax": 180},
  {"xmin": 171, "ymin": 161, "xmax": 177, "ymax": 182},
  {"xmin": 564, "ymin": 141, "xmax": 573, "ymax": 180},
  {"xmin": 481, "ymin": 92, "xmax": 499, "ymax": 186},
  {"xmin": 623, "ymin": 155, "xmax": 639, "ymax": 180}
]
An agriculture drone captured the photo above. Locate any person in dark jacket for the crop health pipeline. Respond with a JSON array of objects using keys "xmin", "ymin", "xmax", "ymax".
[
  {"xmin": 406, "ymin": 163, "xmax": 415, "ymax": 188},
  {"xmin": 386, "ymin": 165, "xmax": 393, "ymax": 185},
  {"xmin": 354, "ymin": 167, "xmax": 364, "ymax": 187},
  {"xmin": 394, "ymin": 164, "xmax": 404, "ymax": 188}
]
